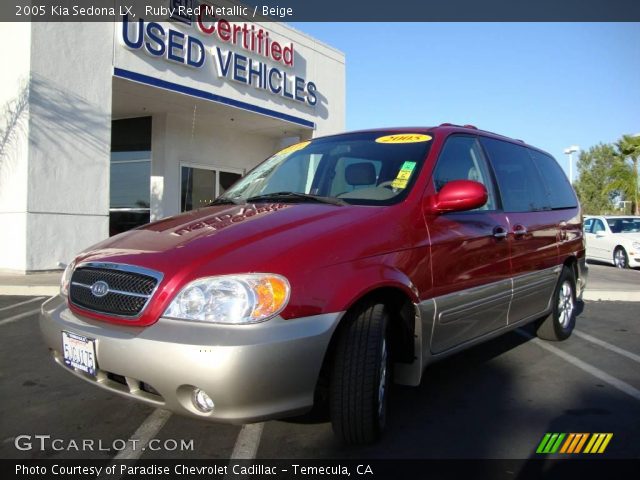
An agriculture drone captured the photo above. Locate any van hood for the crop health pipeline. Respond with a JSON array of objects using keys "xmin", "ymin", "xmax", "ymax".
[{"xmin": 76, "ymin": 202, "xmax": 403, "ymax": 278}]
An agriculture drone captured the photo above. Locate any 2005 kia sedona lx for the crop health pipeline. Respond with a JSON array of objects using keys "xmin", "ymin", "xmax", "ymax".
[{"xmin": 40, "ymin": 124, "xmax": 587, "ymax": 444}]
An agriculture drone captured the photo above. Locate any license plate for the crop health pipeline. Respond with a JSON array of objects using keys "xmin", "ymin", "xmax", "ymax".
[{"xmin": 62, "ymin": 331, "xmax": 97, "ymax": 377}]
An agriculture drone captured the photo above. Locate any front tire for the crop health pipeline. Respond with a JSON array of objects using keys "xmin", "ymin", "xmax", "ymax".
[
  {"xmin": 330, "ymin": 303, "xmax": 389, "ymax": 444},
  {"xmin": 536, "ymin": 266, "xmax": 576, "ymax": 341},
  {"xmin": 614, "ymin": 247, "xmax": 629, "ymax": 269}
]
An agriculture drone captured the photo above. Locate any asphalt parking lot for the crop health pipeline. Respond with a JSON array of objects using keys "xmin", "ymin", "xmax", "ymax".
[{"xmin": 1, "ymin": 265, "xmax": 638, "ymax": 460}]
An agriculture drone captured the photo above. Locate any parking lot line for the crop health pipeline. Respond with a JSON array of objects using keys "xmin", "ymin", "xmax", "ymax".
[
  {"xmin": 0, "ymin": 308, "xmax": 41, "ymax": 326},
  {"xmin": 0, "ymin": 296, "xmax": 45, "ymax": 313},
  {"xmin": 517, "ymin": 330, "xmax": 640, "ymax": 402},
  {"xmin": 223, "ymin": 423, "xmax": 265, "ymax": 480},
  {"xmin": 229, "ymin": 423, "xmax": 265, "ymax": 459},
  {"xmin": 574, "ymin": 330, "xmax": 640, "ymax": 364},
  {"xmin": 113, "ymin": 409, "xmax": 172, "ymax": 460}
]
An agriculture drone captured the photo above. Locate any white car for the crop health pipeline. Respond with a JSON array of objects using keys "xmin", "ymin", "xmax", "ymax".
[{"xmin": 584, "ymin": 215, "xmax": 640, "ymax": 269}]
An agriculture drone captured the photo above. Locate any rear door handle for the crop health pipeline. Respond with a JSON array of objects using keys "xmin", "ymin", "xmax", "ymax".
[
  {"xmin": 493, "ymin": 226, "xmax": 508, "ymax": 239},
  {"xmin": 513, "ymin": 225, "xmax": 528, "ymax": 236}
]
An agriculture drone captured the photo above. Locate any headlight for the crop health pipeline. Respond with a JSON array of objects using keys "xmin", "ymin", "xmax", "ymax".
[
  {"xmin": 632, "ymin": 241, "xmax": 640, "ymax": 250},
  {"xmin": 163, "ymin": 274, "xmax": 290, "ymax": 324},
  {"xmin": 60, "ymin": 262, "xmax": 75, "ymax": 297}
]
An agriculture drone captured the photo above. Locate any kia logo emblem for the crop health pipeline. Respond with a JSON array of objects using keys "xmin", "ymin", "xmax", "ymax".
[{"xmin": 90, "ymin": 281, "xmax": 109, "ymax": 298}]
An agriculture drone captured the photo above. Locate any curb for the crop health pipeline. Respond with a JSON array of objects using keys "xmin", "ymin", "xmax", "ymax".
[
  {"xmin": 583, "ymin": 290, "xmax": 640, "ymax": 302},
  {"xmin": 0, "ymin": 286, "xmax": 58, "ymax": 297}
]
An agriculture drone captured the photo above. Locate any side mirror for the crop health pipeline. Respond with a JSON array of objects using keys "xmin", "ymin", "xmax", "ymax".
[{"xmin": 427, "ymin": 180, "xmax": 488, "ymax": 214}]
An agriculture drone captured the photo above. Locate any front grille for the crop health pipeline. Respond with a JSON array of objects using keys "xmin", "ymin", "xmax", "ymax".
[{"xmin": 69, "ymin": 264, "xmax": 161, "ymax": 318}]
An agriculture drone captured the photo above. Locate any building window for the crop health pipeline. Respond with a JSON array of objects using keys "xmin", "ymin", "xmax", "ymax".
[
  {"xmin": 110, "ymin": 151, "xmax": 151, "ymax": 236},
  {"xmin": 110, "ymin": 117, "xmax": 151, "ymax": 236},
  {"xmin": 181, "ymin": 165, "xmax": 242, "ymax": 212}
]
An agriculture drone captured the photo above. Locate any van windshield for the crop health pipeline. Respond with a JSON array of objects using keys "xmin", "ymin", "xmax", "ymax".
[{"xmin": 218, "ymin": 132, "xmax": 433, "ymax": 206}]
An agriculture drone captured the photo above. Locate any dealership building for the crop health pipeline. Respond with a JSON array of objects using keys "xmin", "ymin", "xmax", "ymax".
[{"xmin": 0, "ymin": 15, "xmax": 345, "ymax": 272}]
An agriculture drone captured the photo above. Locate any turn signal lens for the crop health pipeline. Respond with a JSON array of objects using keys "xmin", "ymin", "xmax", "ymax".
[{"xmin": 251, "ymin": 276, "xmax": 289, "ymax": 320}]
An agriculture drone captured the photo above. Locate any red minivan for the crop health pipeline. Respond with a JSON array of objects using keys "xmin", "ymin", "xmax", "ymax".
[{"xmin": 40, "ymin": 124, "xmax": 587, "ymax": 444}]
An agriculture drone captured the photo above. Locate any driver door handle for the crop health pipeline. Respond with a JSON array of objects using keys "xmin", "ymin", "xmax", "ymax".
[
  {"xmin": 493, "ymin": 226, "xmax": 508, "ymax": 239},
  {"xmin": 513, "ymin": 225, "xmax": 528, "ymax": 237}
]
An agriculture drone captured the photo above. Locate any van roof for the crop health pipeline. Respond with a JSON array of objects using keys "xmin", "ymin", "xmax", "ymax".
[{"xmin": 321, "ymin": 124, "xmax": 548, "ymax": 155}]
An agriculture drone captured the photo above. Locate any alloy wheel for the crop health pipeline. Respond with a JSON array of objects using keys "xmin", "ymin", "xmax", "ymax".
[
  {"xmin": 557, "ymin": 280, "xmax": 575, "ymax": 328},
  {"xmin": 614, "ymin": 249, "xmax": 627, "ymax": 269}
]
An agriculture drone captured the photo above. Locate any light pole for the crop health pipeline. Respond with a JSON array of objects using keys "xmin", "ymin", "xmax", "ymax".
[
  {"xmin": 633, "ymin": 133, "xmax": 639, "ymax": 215},
  {"xmin": 564, "ymin": 145, "xmax": 580, "ymax": 184}
]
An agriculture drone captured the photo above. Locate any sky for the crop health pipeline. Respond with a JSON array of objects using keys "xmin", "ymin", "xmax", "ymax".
[{"xmin": 290, "ymin": 22, "xmax": 640, "ymax": 181}]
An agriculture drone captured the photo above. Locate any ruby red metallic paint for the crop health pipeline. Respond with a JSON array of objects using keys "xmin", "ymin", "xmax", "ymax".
[{"xmin": 65, "ymin": 126, "xmax": 585, "ymax": 329}]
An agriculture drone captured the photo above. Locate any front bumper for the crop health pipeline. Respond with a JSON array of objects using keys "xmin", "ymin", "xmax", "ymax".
[
  {"xmin": 628, "ymin": 251, "xmax": 640, "ymax": 268},
  {"xmin": 40, "ymin": 295, "xmax": 342, "ymax": 423}
]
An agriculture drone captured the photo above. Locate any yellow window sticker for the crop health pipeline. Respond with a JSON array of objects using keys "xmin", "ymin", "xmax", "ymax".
[
  {"xmin": 275, "ymin": 141, "xmax": 311, "ymax": 156},
  {"xmin": 375, "ymin": 134, "xmax": 432, "ymax": 144},
  {"xmin": 390, "ymin": 161, "xmax": 417, "ymax": 189},
  {"xmin": 400, "ymin": 161, "xmax": 417, "ymax": 172}
]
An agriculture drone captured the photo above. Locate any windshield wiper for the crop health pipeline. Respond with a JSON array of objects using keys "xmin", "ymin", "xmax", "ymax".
[
  {"xmin": 209, "ymin": 196, "xmax": 246, "ymax": 206},
  {"xmin": 246, "ymin": 191, "xmax": 347, "ymax": 206}
]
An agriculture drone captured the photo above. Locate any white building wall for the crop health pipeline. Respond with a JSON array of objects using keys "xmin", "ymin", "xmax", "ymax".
[
  {"xmin": 24, "ymin": 23, "xmax": 114, "ymax": 270},
  {"xmin": 0, "ymin": 24, "xmax": 31, "ymax": 271},
  {"xmin": 0, "ymin": 17, "xmax": 345, "ymax": 272}
]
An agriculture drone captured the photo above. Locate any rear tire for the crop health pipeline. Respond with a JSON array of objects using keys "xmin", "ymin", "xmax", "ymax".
[
  {"xmin": 614, "ymin": 247, "xmax": 629, "ymax": 269},
  {"xmin": 330, "ymin": 303, "xmax": 389, "ymax": 444},
  {"xmin": 536, "ymin": 266, "xmax": 576, "ymax": 341}
]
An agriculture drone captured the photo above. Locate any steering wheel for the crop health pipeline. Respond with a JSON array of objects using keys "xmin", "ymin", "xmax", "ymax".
[{"xmin": 377, "ymin": 180, "xmax": 396, "ymax": 189}]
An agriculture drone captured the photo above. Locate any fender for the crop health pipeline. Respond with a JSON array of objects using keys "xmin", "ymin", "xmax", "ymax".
[{"xmin": 281, "ymin": 254, "xmax": 421, "ymax": 321}]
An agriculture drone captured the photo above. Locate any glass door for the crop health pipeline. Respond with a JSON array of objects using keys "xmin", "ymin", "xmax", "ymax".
[
  {"xmin": 181, "ymin": 165, "xmax": 243, "ymax": 212},
  {"xmin": 110, "ymin": 151, "xmax": 151, "ymax": 235},
  {"xmin": 181, "ymin": 166, "xmax": 216, "ymax": 212},
  {"xmin": 110, "ymin": 117, "xmax": 152, "ymax": 236}
]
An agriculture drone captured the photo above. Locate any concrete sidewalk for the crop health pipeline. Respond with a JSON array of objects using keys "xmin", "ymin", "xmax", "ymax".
[
  {"xmin": 582, "ymin": 263, "xmax": 640, "ymax": 302},
  {"xmin": 0, "ymin": 271, "xmax": 61, "ymax": 297}
]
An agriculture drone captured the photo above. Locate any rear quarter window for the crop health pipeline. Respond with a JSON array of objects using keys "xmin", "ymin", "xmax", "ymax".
[
  {"xmin": 528, "ymin": 149, "xmax": 578, "ymax": 209},
  {"xmin": 480, "ymin": 137, "xmax": 550, "ymax": 212}
]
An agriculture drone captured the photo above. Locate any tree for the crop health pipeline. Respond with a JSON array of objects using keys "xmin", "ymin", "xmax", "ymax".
[
  {"xmin": 615, "ymin": 134, "xmax": 640, "ymax": 215},
  {"xmin": 573, "ymin": 144, "xmax": 619, "ymax": 214}
]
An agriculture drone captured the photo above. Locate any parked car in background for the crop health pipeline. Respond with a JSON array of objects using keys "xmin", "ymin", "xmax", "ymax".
[
  {"xmin": 584, "ymin": 215, "xmax": 640, "ymax": 269},
  {"xmin": 40, "ymin": 124, "xmax": 587, "ymax": 444}
]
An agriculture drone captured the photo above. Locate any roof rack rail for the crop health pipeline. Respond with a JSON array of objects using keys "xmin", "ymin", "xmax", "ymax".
[{"xmin": 438, "ymin": 123, "xmax": 478, "ymax": 130}]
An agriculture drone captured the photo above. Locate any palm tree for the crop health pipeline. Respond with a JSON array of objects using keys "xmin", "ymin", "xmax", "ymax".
[{"xmin": 616, "ymin": 134, "xmax": 640, "ymax": 215}]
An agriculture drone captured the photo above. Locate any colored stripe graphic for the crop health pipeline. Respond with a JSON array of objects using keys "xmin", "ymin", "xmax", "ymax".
[
  {"xmin": 538, "ymin": 433, "xmax": 613, "ymax": 454},
  {"xmin": 584, "ymin": 433, "xmax": 613, "ymax": 454},
  {"xmin": 560, "ymin": 433, "xmax": 589, "ymax": 453},
  {"xmin": 536, "ymin": 433, "xmax": 566, "ymax": 453}
]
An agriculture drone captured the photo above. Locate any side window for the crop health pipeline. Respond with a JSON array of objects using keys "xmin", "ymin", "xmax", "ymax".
[
  {"xmin": 432, "ymin": 135, "xmax": 496, "ymax": 211},
  {"xmin": 592, "ymin": 219, "xmax": 606, "ymax": 233},
  {"xmin": 480, "ymin": 138, "xmax": 550, "ymax": 212},
  {"xmin": 583, "ymin": 218, "xmax": 593, "ymax": 233},
  {"xmin": 528, "ymin": 149, "xmax": 578, "ymax": 209}
]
